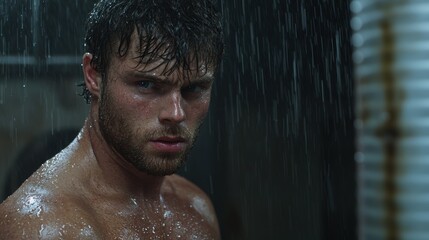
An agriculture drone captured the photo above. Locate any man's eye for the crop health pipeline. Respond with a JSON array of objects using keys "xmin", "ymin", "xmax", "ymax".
[
  {"xmin": 138, "ymin": 81, "xmax": 154, "ymax": 89},
  {"xmin": 183, "ymin": 84, "xmax": 203, "ymax": 93}
]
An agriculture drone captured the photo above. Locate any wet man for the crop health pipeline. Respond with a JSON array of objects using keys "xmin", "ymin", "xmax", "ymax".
[{"xmin": 0, "ymin": 0, "xmax": 224, "ymax": 238}]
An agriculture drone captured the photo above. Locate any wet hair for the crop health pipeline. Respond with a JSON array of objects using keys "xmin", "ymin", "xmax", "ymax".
[{"xmin": 80, "ymin": 0, "xmax": 224, "ymax": 103}]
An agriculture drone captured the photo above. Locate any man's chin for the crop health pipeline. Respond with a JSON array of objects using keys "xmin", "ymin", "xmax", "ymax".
[
  {"xmin": 136, "ymin": 166, "xmax": 182, "ymax": 176},
  {"xmin": 130, "ymin": 155, "xmax": 186, "ymax": 176}
]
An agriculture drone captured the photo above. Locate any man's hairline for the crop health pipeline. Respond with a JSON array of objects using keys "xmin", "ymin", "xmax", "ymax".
[{"xmin": 94, "ymin": 36, "xmax": 219, "ymax": 81}]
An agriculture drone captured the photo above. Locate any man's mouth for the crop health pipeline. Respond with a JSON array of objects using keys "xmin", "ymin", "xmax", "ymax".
[
  {"xmin": 149, "ymin": 136, "xmax": 187, "ymax": 153},
  {"xmin": 154, "ymin": 136, "xmax": 186, "ymax": 143}
]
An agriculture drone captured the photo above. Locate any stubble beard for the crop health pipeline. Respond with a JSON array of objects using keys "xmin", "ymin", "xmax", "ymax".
[{"xmin": 98, "ymin": 84, "xmax": 201, "ymax": 176}]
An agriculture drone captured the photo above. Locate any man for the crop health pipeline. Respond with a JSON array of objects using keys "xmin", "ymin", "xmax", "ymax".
[{"xmin": 0, "ymin": 0, "xmax": 224, "ymax": 238}]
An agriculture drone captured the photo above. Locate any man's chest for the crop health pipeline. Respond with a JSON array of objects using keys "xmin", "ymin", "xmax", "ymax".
[{"xmin": 91, "ymin": 203, "xmax": 214, "ymax": 239}]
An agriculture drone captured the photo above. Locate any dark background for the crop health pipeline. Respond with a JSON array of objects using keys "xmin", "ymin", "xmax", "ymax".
[
  {"xmin": 0, "ymin": 0, "xmax": 356, "ymax": 239},
  {"xmin": 212, "ymin": 1, "xmax": 355, "ymax": 239}
]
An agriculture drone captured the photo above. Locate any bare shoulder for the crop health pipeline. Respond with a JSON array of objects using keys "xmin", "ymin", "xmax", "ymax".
[
  {"xmin": 165, "ymin": 174, "xmax": 215, "ymax": 209},
  {"xmin": 165, "ymin": 174, "xmax": 210, "ymax": 197},
  {"xmin": 0, "ymin": 183, "xmax": 101, "ymax": 239},
  {"xmin": 163, "ymin": 174, "xmax": 220, "ymax": 236}
]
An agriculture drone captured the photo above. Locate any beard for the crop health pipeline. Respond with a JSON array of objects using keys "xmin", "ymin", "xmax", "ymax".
[{"xmin": 98, "ymin": 85, "xmax": 201, "ymax": 176}]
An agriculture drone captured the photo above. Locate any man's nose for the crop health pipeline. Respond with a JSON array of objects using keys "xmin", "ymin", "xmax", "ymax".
[{"xmin": 159, "ymin": 91, "xmax": 186, "ymax": 125}]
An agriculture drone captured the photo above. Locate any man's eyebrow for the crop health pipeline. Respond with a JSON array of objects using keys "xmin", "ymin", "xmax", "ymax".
[
  {"xmin": 131, "ymin": 72, "xmax": 168, "ymax": 82},
  {"xmin": 131, "ymin": 71, "xmax": 215, "ymax": 84}
]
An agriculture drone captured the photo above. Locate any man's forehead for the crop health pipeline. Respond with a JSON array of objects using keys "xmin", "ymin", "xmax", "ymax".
[
  {"xmin": 132, "ymin": 58, "xmax": 212, "ymax": 75},
  {"xmin": 109, "ymin": 30, "xmax": 215, "ymax": 81},
  {"xmin": 129, "ymin": 53, "xmax": 213, "ymax": 79},
  {"xmin": 132, "ymin": 31, "xmax": 212, "ymax": 72}
]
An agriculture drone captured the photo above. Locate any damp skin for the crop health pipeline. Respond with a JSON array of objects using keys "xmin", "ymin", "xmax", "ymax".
[
  {"xmin": 0, "ymin": 21, "xmax": 220, "ymax": 239},
  {"xmin": 0, "ymin": 110, "xmax": 220, "ymax": 239},
  {"xmin": 0, "ymin": 148, "xmax": 218, "ymax": 239}
]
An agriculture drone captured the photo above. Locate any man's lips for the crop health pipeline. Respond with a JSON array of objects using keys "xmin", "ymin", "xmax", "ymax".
[
  {"xmin": 153, "ymin": 136, "xmax": 186, "ymax": 143},
  {"xmin": 149, "ymin": 136, "xmax": 187, "ymax": 153}
]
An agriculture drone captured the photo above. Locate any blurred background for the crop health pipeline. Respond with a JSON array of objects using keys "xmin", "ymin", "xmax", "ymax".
[{"xmin": 0, "ymin": 0, "xmax": 355, "ymax": 239}]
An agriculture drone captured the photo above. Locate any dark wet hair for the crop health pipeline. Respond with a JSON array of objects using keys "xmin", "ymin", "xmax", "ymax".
[{"xmin": 80, "ymin": 0, "xmax": 224, "ymax": 103}]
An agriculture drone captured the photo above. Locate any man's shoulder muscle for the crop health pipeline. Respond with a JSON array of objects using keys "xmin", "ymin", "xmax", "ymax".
[
  {"xmin": 164, "ymin": 174, "xmax": 220, "ymax": 235},
  {"xmin": 0, "ymin": 186, "xmax": 101, "ymax": 239}
]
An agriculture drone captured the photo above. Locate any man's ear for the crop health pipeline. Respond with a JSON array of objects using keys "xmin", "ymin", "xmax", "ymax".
[{"xmin": 82, "ymin": 53, "xmax": 102, "ymax": 99}]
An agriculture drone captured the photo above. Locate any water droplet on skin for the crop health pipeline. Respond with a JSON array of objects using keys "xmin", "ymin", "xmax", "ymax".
[
  {"xmin": 79, "ymin": 225, "xmax": 94, "ymax": 237},
  {"xmin": 191, "ymin": 196, "xmax": 214, "ymax": 224},
  {"xmin": 20, "ymin": 195, "xmax": 42, "ymax": 217},
  {"xmin": 39, "ymin": 224, "xmax": 59, "ymax": 238},
  {"xmin": 163, "ymin": 210, "xmax": 172, "ymax": 218},
  {"xmin": 175, "ymin": 221, "xmax": 182, "ymax": 229},
  {"xmin": 77, "ymin": 130, "xmax": 84, "ymax": 141},
  {"xmin": 119, "ymin": 228, "xmax": 140, "ymax": 239}
]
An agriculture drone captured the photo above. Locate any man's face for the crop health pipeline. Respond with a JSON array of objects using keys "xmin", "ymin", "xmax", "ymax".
[{"xmin": 97, "ymin": 40, "xmax": 214, "ymax": 176}]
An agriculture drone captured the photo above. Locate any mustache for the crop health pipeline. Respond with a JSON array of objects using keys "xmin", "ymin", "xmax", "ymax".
[{"xmin": 146, "ymin": 125, "xmax": 193, "ymax": 140}]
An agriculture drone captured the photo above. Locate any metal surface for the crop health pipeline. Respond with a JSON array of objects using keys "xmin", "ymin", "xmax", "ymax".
[{"xmin": 353, "ymin": 0, "xmax": 429, "ymax": 239}]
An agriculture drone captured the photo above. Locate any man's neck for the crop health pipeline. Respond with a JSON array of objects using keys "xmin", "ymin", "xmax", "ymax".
[{"xmin": 77, "ymin": 116, "xmax": 165, "ymax": 200}]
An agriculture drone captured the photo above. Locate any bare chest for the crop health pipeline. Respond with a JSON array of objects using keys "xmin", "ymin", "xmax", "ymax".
[{"xmin": 88, "ymin": 200, "xmax": 214, "ymax": 240}]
